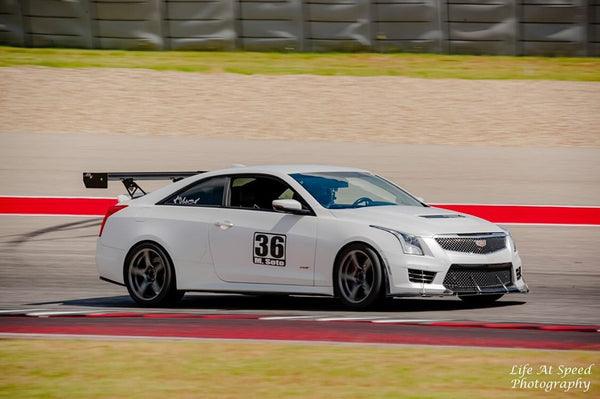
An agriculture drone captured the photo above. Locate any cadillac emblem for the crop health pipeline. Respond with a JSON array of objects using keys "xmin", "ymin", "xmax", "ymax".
[{"xmin": 475, "ymin": 239, "xmax": 487, "ymax": 248}]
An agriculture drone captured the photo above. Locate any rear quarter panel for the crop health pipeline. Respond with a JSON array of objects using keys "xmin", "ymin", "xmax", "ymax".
[{"xmin": 98, "ymin": 205, "xmax": 222, "ymax": 290}]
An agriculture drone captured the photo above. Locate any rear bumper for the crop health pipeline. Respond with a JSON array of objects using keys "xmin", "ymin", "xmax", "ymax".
[{"xmin": 96, "ymin": 240, "xmax": 127, "ymax": 285}]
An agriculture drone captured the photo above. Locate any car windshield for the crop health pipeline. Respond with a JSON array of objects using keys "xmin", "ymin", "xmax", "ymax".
[{"xmin": 290, "ymin": 172, "xmax": 424, "ymax": 209}]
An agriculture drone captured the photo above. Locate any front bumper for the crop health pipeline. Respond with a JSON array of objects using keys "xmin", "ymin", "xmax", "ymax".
[
  {"xmin": 383, "ymin": 237, "xmax": 529, "ymax": 297},
  {"xmin": 388, "ymin": 280, "xmax": 529, "ymax": 298}
]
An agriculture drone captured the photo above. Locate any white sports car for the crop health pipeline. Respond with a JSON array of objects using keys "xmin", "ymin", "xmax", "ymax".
[{"xmin": 84, "ymin": 165, "xmax": 528, "ymax": 309}]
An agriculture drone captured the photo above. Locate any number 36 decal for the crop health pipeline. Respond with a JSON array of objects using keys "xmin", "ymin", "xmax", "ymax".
[{"xmin": 253, "ymin": 232, "xmax": 286, "ymax": 267}]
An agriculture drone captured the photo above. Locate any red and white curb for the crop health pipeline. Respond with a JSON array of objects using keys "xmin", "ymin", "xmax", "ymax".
[
  {"xmin": 1, "ymin": 196, "xmax": 600, "ymax": 225},
  {"xmin": 1, "ymin": 310, "xmax": 598, "ymax": 333}
]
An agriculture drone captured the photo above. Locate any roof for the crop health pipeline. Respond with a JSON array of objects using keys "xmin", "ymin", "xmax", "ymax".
[
  {"xmin": 213, "ymin": 164, "xmax": 369, "ymax": 175},
  {"xmin": 131, "ymin": 164, "xmax": 371, "ymax": 205}
]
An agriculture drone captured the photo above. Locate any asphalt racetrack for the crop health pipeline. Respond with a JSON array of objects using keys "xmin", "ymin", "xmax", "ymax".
[{"xmin": 1, "ymin": 132, "xmax": 599, "ymax": 347}]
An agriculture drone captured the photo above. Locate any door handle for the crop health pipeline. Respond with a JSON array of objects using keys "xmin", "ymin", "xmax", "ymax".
[{"xmin": 215, "ymin": 220, "xmax": 234, "ymax": 229}]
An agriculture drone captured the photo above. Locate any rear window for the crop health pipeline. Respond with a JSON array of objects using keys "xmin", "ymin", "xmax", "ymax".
[{"xmin": 162, "ymin": 177, "xmax": 226, "ymax": 207}]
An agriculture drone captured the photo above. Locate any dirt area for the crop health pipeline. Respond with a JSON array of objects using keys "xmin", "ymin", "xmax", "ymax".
[{"xmin": 1, "ymin": 67, "xmax": 599, "ymax": 147}]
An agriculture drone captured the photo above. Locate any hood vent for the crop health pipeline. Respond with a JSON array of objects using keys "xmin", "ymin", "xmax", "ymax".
[{"xmin": 420, "ymin": 214, "xmax": 465, "ymax": 219}]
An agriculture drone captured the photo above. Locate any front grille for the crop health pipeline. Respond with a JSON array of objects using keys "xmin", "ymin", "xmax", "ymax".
[
  {"xmin": 516, "ymin": 266, "xmax": 522, "ymax": 280},
  {"xmin": 408, "ymin": 269, "xmax": 436, "ymax": 284},
  {"xmin": 443, "ymin": 263, "xmax": 512, "ymax": 293},
  {"xmin": 435, "ymin": 234, "xmax": 506, "ymax": 254}
]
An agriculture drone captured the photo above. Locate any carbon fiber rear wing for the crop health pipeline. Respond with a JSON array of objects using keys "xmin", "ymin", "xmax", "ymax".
[{"xmin": 83, "ymin": 171, "xmax": 205, "ymax": 198}]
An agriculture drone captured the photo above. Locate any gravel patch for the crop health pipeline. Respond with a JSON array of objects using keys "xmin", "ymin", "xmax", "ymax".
[{"xmin": 1, "ymin": 67, "xmax": 599, "ymax": 147}]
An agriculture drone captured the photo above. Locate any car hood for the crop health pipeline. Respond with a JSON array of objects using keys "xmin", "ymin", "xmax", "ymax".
[{"xmin": 329, "ymin": 205, "xmax": 504, "ymax": 236}]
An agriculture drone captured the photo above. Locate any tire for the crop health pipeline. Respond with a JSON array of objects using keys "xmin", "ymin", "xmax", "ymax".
[
  {"xmin": 334, "ymin": 243, "xmax": 385, "ymax": 310},
  {"xmin": 458, "ymin": 294, "xmax": 504, "ymax": 306},
  {"xmin": 173, "ymin": 290, "xmax": 186, "ymax": 303},
  {"xmin": 124, "ymin": 242, "xmax": 182, "ymax": 307}
]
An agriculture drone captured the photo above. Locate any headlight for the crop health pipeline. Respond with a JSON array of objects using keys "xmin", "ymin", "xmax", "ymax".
[
  {"xmin": 506, "ymin": 233, "xmax": 517, "ymax": 252},
  {"xmin": 370, "ymin": 225, "xmax": 424, "ymax": 256}
]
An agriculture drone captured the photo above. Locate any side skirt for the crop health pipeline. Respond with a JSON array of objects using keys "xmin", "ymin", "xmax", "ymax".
[{"xmin": 100, "ymin": 276, "xmax": 126, "ymax": 287}]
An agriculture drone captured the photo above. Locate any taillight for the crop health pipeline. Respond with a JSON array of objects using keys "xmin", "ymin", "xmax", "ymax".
[{"xmin": 99, "ymin": 204, "xmax": 128, "ymax": 237}]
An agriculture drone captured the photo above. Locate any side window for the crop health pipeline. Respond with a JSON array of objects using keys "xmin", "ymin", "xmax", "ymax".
[
  {"xmin": 229, "ymin": 176, "xmax": 307, "ymax": 211},
  {"xmin": 162, "ymin": 177, "xmax": 226, "ymax": 207}
]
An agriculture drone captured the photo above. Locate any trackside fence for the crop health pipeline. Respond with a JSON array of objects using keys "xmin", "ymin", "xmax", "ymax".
[{"xmin": 0, "ymin": 0, "xmax": 598, "ymax": 56}]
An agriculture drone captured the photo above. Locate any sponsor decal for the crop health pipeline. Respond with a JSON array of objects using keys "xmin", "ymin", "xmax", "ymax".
[
  {"xmin": 253, "ymin": 232, "xmax": 286, "ymax": 267},
  {"xmin": 171, "ymin": 195, "xmax": 200, "ymax": 206}
]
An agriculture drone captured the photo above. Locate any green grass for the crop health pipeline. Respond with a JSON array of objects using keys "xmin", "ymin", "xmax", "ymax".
[
  {"xmin": 0, "ymin": 338, "xmax": 598, "ymax": 398},
  {"xmin": 1, "ymin": 46, "xmax": 599, "ymax": 80}
]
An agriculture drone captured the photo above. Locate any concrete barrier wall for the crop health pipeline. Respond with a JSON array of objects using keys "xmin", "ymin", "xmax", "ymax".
[
  {"xmin": 593, "ymin": 0, "xmax": 600, "ymax": 54},
  {"xmin": 0, "ymin": 0, "xmax": 597, "ymax": 55}
]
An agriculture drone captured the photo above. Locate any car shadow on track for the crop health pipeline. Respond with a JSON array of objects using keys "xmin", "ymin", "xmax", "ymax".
[
  {"xmin": 30, "ymin": 293, "xmax": 527, "ymax": 312},
  {"xmin": 6, "ymin": 219, "xmax": 101, "ymax": 245}
]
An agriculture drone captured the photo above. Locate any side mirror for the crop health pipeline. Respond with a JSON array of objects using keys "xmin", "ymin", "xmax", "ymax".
[{"xmin": 272, "ymin": 199, "xmax": 311, "ymax": 215}]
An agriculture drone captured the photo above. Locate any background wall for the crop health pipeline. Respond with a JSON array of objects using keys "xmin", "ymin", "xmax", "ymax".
[{"xmin": 0, "ymin": 0, "xmax": 598, "ymax": 56}]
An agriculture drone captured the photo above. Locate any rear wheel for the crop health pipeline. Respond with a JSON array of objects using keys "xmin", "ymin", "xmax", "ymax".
[
  {"xmin": 124, "ymin": 242, "xmax": 182, "ymax": 307},
  {"xmin": 335, "ymin": 244, "xmax": 385, "ymax": 310},
  {"xmin": 458, "ymin": 294, "xmax": 504, "ymax": 306}
]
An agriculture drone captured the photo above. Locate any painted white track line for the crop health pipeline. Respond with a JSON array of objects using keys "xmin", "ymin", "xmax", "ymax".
[
  {"xmin": 268, "ymin": 317, "xmax": 447, "ymax": 324},
  {"xmin": 1, "ymin": 311, "xmax": 444, "ymax": 324},
  {"xmin": 314, "ymin": 316, "xmax": 388, "ymax": 322},
  {"xmin": 259, "ymin": 315, "xmax": 321, "ymax": 320},
  {"xmin": 371, "ymin": 319, "xmax": 442, "ymax": 324},
  {"xmin": 25, "ymin": 310, "xmax": 102, "ymax": 317},
  {"xmin": 0, "ymin": 309, "xmax": 48, "ymax": 314}
]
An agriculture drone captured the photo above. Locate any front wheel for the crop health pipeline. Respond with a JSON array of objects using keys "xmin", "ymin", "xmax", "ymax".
[
  {"xmin": 124, "ymin": 242, "xmax": 182, "ymax": 307},
  {"xmin": 334, "ymin": 244, "xmax": 385, "ymax": 310},
  {"xmin": 458, "ymin": 294, "xmax": 504, "ymax": 306}
]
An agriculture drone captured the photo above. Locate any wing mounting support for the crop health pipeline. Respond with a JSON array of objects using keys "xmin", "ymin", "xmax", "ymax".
[{"xmin": 83, "ymin": 171, "xmax": 206, "ymax": 198}]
